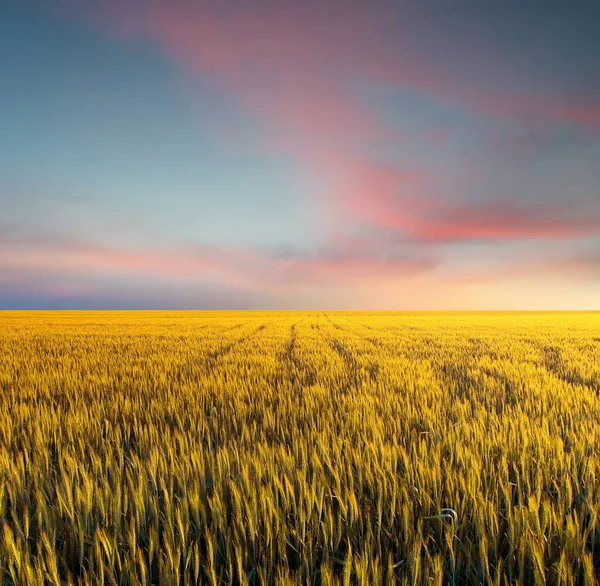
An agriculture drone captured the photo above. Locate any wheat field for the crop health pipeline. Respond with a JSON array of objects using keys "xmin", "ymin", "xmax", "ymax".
[{"xmin": 1, "ymin": 311, "xmax": 600, "ymax": 585}]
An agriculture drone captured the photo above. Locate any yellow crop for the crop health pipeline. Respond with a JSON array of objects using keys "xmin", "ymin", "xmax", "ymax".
[{"xmin": 1, "ymin": 311, "xmax": 599, "ymax": 585}]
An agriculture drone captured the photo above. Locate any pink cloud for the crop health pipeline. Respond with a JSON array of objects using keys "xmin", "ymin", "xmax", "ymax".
[
  {"xmin": 94, "ymin": 0, "xmax": 600, "ymax": 130},
  {"xmin": 418, "ymin": 204, "xmax": 600, "ymax": 242},
  {"xmin": 3, "ymin": 229, "xmax": 599, "ymax": 310},
  {"xmin": 43, "ymin": 0, "xmax": 600, "ymax": 255},
  {"xmin": 351, "ymin": 192, "xmax": 600, "ymax": 242},
  {"xmin": 319, "ymin": 152, "xmax": 600, "ymax": 242},
  {"xmin": 1, "ymin": 236, "xmax": 254, "ymax": 288},
  {"xmin": 67, "ymin": 1, "xmax": 598, "ymax": 237},
  {"xmin": 1, "ymin": 232, "xmax": 437, "ymax": 293}
]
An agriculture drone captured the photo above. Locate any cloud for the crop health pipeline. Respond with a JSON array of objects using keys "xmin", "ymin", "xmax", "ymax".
[
  {"xmin": 12, "ymin": 0, "xmax": 598, "ymax": 310},
  {"xmin": 358, "ymin": 197, "xmax": 600, "ymax": 243},
  {"xmin": 4, "ymin": 226, "xmax": 600, "ymax": 309},
  {"xmin": 57, "ymin": 0, "xmax": 600, "ymax": 245},
  {"xmin": 319, "ymin": 152, "xmax": 600, "ymax": 242},
  {"xmin": 419, "ymin": 202, "xmax": 600, "ymax": 242},
  {"xmin": 0, "ymin": 228, "xmax": 438, "ymax": 296},
  {"xmin": 76, "ymin": 0, "xmax": 600, "ymax": 129}
]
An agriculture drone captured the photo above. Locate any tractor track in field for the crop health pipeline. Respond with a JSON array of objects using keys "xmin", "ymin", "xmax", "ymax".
[
  {"xmin": 280, "ymin": 318, "xmax": 318, "ymax": 390},
  {"xmin": 203, "ymin": 323, "xmax": 270, "ymax": 373},
  {"xmin": 322, "ymin": 313, "xmax": 382, "ymax": 348},
  {"xmin": 315, "ymin": 318, "xmax": 367, "ymax": 388},
  {"xmin": 319, "ymin": 315, "xmax": 383, "ymax": 383},
  {"xmin": 539, "ymin": 343, "xmax": 600, "ymax": 391}
]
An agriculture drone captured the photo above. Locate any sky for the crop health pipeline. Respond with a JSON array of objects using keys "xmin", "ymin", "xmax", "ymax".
[{"xmin": 1, "ymin": 0, "xmax": 600, "ymax": 309}]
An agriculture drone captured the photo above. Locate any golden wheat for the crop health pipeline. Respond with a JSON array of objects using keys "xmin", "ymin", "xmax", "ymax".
[{"xmin": 0, "ymin": 311, "xmax": 599, "ymax": 585}]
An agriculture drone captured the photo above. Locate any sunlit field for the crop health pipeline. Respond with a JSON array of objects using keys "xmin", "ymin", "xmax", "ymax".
[{"xmin": 1, "ymin": 311, "xmax": 600, "ymax": 585}]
